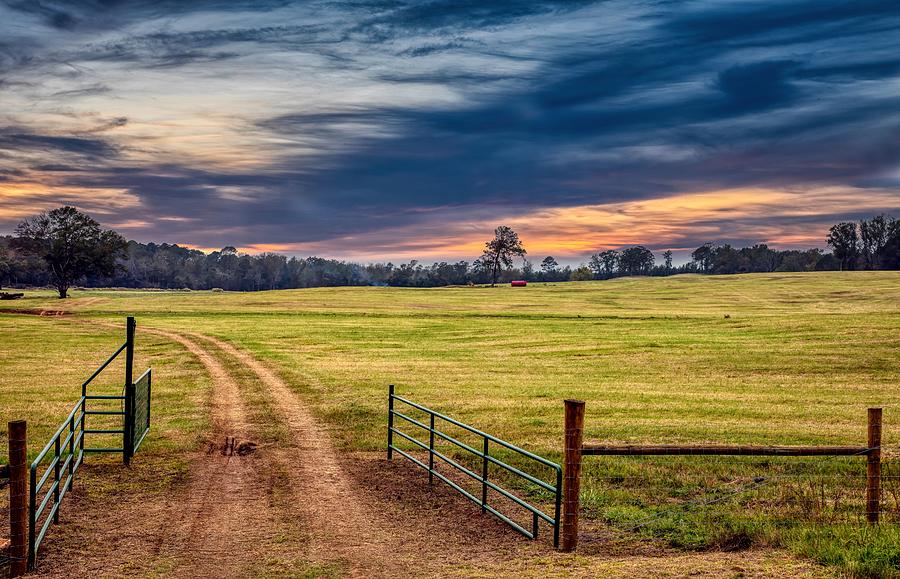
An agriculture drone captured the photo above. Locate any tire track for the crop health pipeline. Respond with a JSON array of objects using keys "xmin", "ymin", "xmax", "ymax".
[
  {"xmin": 138, "ymin": 329, "xmax": 279, "ymax": 578},
  {"xmin": 190, "ymin": 333, "xmax": 399, "ymax": 577}
]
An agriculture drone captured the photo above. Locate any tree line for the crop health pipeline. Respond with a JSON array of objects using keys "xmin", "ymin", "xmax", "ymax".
[
  {"xmin": 826, "ymin": 214, "xmax": 900, "ymax": 271},
  {"xmin": 1, "ymin": 207, "xmax": 898, "ymax": 297}
]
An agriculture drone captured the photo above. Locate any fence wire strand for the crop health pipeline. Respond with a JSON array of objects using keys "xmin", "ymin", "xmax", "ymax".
[{"xmin": 585, "ymin": 441, "xmax": 898, "ymax": 544}]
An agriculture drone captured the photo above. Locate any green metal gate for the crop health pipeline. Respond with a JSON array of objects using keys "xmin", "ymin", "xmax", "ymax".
[
  {"xmin": 130, "ymin": 369, "xmax": 152, "ymax": 454},
  {"xmin": 27, "ymin": 316, "xmax": 152, "ymax": 569},
  {"xmin": 387, "ymin": 385, "xmax": 563, "ymax": 547}
]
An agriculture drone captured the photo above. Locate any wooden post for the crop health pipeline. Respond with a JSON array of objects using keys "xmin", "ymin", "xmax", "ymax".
[
  {"xmin": 8, "ymin": 420, "xmax": 28, "ymax": 577},
  {"xmin": 562, "ymin": 399, "xmax": 585, "ymax": 552},
  {"xmin": 867, "ymin": 407, "xmax": 882, "ymax": 524}
]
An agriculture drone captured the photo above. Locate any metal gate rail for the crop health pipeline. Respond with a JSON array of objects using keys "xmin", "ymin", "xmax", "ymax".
[
  {"xmin": 131, "ymin": 369, "xmax": 152, "ymax": 453},
  {"xmin": 387, "ymin": 385, "xmax": 562, "ymax": 547}
]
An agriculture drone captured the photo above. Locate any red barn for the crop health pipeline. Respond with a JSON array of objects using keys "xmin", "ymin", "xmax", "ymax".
[{"xmin": 510, "ymin": 280, "xmax": 527, "ymax": 287}]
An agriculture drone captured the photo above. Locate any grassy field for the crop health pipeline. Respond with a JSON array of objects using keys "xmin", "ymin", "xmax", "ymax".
[
  {"xmin": 2, "ymin": 271, "xmax": 900, "ymax": 576},
  {"xmin": 0, "ymin": 316, "xmax": 210, "ymax": 463}
]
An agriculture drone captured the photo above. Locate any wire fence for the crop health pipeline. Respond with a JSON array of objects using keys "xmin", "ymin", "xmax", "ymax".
[
  {"xmin": 575, "ymin": 445, "xmax": 900, "ymax": 550},
  {"xmin": 558, "ymin": 400, "xmax": 899, "ymax": 558}
]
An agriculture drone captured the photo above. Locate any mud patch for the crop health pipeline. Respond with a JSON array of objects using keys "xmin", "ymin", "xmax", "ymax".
[
  {"xmin": 205, "ymin": 436, "xmax": 260, "ymax": 457},
  {"xmin": 236, "ymin": 441, "xmax": 258, "ymax": 456}
]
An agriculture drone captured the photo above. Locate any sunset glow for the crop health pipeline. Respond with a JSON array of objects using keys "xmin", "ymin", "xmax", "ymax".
[{"xmin": 2, "ymin": 1, "xmax": 899, "ymax": 261}]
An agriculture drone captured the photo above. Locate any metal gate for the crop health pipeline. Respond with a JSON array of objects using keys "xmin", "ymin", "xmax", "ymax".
[
  {"xmin": 387, "ymin": 385, "xmax": 563, "ymax": 547},
  {"xmin": 130, "ymin": 369, "xmax": 152, "ymax": 453},
  {"xmin": 27, "ymin": 316, "xmax": 151, "ymax": 569}
]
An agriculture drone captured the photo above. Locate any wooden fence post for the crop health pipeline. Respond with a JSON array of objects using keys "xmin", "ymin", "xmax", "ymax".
[
  {"xmin": 8, "ymin": 420, "xmax": 28, "ymax": 577},
  {"xmin": 562, "ymin": 399, "xmax": 585, "ymax": 552},
  {"xmin": 867, "ymin": 407, "xmax": 882, "ymax": 524}
]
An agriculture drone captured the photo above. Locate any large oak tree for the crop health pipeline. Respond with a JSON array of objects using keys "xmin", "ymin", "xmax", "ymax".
[{"xmin": 15, "ymin": 206, "xmax": 128, "ymax": 298}]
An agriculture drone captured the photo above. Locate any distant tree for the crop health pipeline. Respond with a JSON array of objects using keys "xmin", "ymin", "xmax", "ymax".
[
  {"xmin": 827, "ymin": 222, "xmax": 860, "ymax": 271},
  {"xmin": 587, "ymin": 254, "xmax": 602, "ymax": 278},
  {"xmin": 859, "ymin": 214, "xmax": 895, "ymax": 269},
  {"xmin": 744, "ymin": 244, "xmax": 778, "ymax": 272},
  {"xmin": 814, "ymin": 253, "xmax": 841, "ymax": 271},
  {"xmin": 663, "ymin": 250, "xmax": 673, "ymax": 272},
  {"xmin": 776, "ymin": 249, "xmax": 823, "ymax": 272},
  {"xmin": 522, "ymin": 259, "xmax": 535, "ymax": 280},
  {"xmin": 589, "ymin": 250, "xmax": 619, "ymax": 279},
  {"xmin": 14, "ymin": 206, "xmax": 128, "ymax": 298},
  {"xmin": 540, "ymin": 256, "xmax": 559, "ymax": 274},
  {"xmin": 0, "ymin": 244, "xmax": 13, "ymax": 289},
  {"xmin": 8, "ymin": 212, "xmax": 894, "ymax": 293},
  {"xmin": 258, "ymin": 252, "xmax": 287, "ymax": 290},
  {"xmin": 691, "ymin": 243, "xmax": 715, "ymax": 273},
  {"xmin": 876, "ymin": 219, "xmax": 900, "ymax": 270},
  {"xmin": 480, "ymin": 226, "xmax": 526, "ymax": 286},
  {"xmin": 570, "ymin": 265, "xmax": 594, "ymax": 281},
  {"xmin": 471, "ymin": 256, "xmax": 493, "ymax": 284},
  {"xmin": 710, "ymin": 244, "xmax": 742, "ymax": 274},
  {"xmin": 619, "ymin": 246, "xmax": 655, "ymax": 276}
]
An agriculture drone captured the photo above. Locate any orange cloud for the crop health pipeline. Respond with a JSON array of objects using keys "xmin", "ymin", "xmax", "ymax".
[
  {"xmin": 483, "ymin": 187, "xmax": 900, "ymax": 257},
  {"xmin": 0, "ymin": 182, "xmax": 140, "ymax": 223},
  {"xmin": 248, "ymin": 187, "xmax": 899, "ymax": 261},
  {"xmin": 3, "ymin": 182, "xmax": 897, "ymax": 262}
]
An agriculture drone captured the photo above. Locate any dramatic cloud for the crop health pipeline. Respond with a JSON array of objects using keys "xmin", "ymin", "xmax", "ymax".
[{"xmin": 1, "ymin": 0, "xmax": 899, "ymax": 261}]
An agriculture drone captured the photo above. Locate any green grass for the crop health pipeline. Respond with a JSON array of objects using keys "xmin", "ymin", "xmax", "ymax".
[
  {"xmin": 2, "ymin": 271, "xmax": 899, "ymax": 576},
  {"xmin": 0, "ymin": 315, "xmax": 210, "ymax": 464}
]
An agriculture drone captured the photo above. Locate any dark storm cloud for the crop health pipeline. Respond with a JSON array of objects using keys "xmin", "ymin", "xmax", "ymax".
[
  {"xmin": 2, "ymin": 0, "xmax": 900, "ymax": 252},
  {"xmin": 0, "ymin": 130, "xmax": 117, "ymax": 159},
  {"xmin": 0, "ymin": 1, "xmax": 295, "ymax": 31},
  {"xmin": 310, "ymin": 1, "xmax": 900, "ymax": 194},
  {"xmin": 663, "ymin": 0, "xmax": 899, "ymax": 45},
  {"xmin": 716, "ymin": 61, "xmax": 800, "ymax": 112},
  {"xmin": 31, "ymin": 163, "xmax": 84, "ymax": 172},
  {"xmin": 49, "ymin": 83, "xmax": 112, "ymax": 98},
  {"xmin": 397, "ymin": 40, "xmax": 468, "ymax": 58},
  {"xmin": 3, "ymin": 0, "xmax": 79, "ymax": 29},
  {"xmin": 74, "ymin": 25, "xmax": 335, "ymax": 67},
  {"xmin": 350, "ymin": 0, "xmax": 597, "ymax": 38},
  {"xmin": 80, "ymin": 117, "xmax": 128, "ymax": 134}
]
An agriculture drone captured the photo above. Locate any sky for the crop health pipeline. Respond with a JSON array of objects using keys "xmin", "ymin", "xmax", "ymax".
[{"xmin": 2, "ymin": 0, "xmax": 900, "ymax": 263}]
